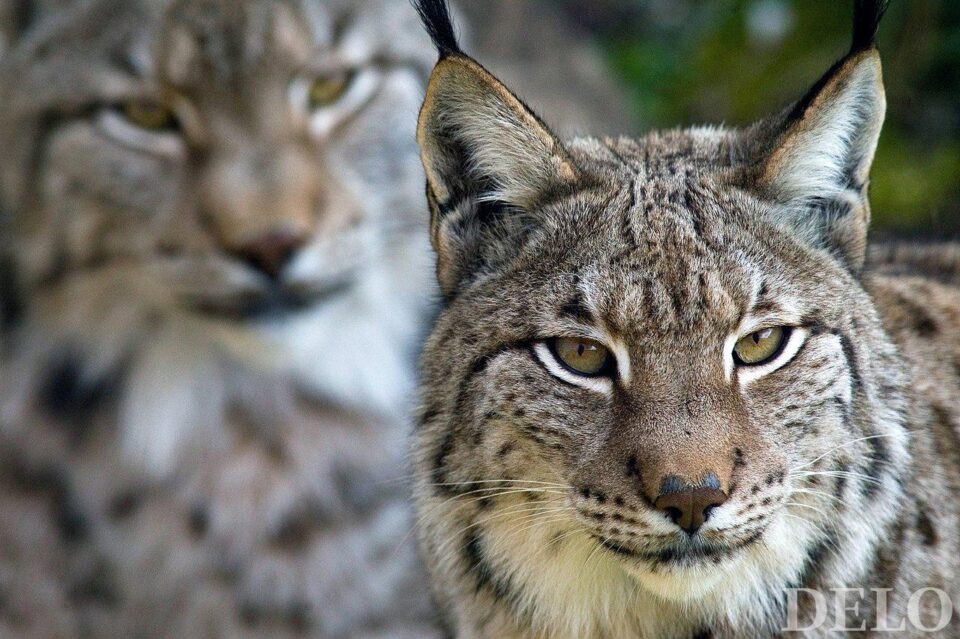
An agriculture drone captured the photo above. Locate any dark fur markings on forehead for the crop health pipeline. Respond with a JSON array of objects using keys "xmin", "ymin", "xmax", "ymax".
[
  {"xmin": 558, "ymin": 281, "xmax": 593, "ymax": 324},
  {"xmin": 164, "ymin": 0, "xmax": 250, "ymax": 84}
]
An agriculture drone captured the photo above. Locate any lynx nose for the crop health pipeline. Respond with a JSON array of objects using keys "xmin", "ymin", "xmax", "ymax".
[
  {"xmin": 654, "ymin": 474, "xmax": 728, "ymax": 534},
  {"xmin": 240, "ymin": 230, "xmax": 306, "ymax": 278}
]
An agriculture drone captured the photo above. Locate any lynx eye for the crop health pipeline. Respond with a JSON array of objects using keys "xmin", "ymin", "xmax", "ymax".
[
  {"xmin": 733, "ymin": 327, "xmax": 790, "ymax": 366},
  {"xmin": 308, "ymin": 71, "xmax": 354, "ymax": 109},
  {"xmin": 118, "ymin": 100, "xmax": 179, "ymax": 132},
  {"xmin": 550, "ymin": 337, "xmax": 612, "ymax": 377}
]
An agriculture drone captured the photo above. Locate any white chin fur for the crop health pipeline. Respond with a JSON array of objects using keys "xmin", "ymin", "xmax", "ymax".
[{"xmin": 625, "ymin": 562, "xmax": 728, "ymax": 602}]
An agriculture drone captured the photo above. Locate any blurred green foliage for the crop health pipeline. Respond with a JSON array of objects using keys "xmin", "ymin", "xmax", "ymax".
[{"xmin": 576, "ymin": 0, "xmax": 960, "ymax": 236}]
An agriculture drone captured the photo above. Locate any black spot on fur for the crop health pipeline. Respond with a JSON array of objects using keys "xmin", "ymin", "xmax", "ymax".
[
  {"xmin": 833, "ymin": 466, "xmax": 848, "ymax": 500},
  {"xmin": 862, "ymin": 434, "xmax": 890, "ymax": 498},
  {"xmin": 188, "ymin": 504, "xmax": 209, "ymax": 539},
  {"xmin": 108, "ymin": 490, "xmax": 144, "ymax": 521},
  {"xmin": 418, "ymin": 408, "xmax": 439, "ymax": 429},
  {"xmin": 271, "ymin": 513, "xmax": 315, "ymax": 552},
  {"xmin": 0, "ymin": 254, "xmax": 23, "ymax": 334},
  {"xmin": 895, "ymin": 294, "xmax": 939, "ymax": 337},
  {"xmin": 40, "ymin": 357, "xmax": 116, "ymax": 445},
  {"xmin": 463, "ymin": 529, "xmax": 526, "ymax": 623},
  {"xmin": 68, "ymin": 561, "xmax": 119, "ymax": 607},
  {"xmin": 471, "ymin": 354, "xmax": 493, "ymax": 375},
  {"xmin": 55, "ymin": 492, "xmax": 88, "ymax": 544},
  {"xmin": 432, "ymin": 431, "xmax": 458, "ymax": 496},
  {"xmin": 835, "ymin": 330, "xmax": 864, "ymax": 398},
  {"xmin": 7, "ymin": 463, "xmax": 89, "ymax": 544},
  {"xmin": 916, "ymin": 510, "xmax": 938, "ymax": 546},
  {"xmin": 795, "ymin": 529, "xmax": 838, "ymax": 589}
]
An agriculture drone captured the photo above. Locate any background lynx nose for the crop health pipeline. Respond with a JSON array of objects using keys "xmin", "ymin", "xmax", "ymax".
[
  {"xmin": 239, "ymin": 230, "xmax": 306, "ymax": 278},
  {"xmin": 654, "ymin": 474, "xmax": 728, "ymax": 534}
]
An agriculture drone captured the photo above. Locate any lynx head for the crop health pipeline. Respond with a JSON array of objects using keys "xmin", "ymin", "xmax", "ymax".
[
  {"xmin": 413, "ymin": 0, "xmax": 909, "ymax": 634},
  {"xmin": 0, "ymin": 0, "xmax": 435, "ymax": 473}
]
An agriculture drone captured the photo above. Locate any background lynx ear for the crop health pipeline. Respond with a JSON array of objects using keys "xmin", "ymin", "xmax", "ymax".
[
  {"xmin": 757, "ymin": 0, "xmax": 888, "ymax": 271},
  {"xmin": 414, "ymin": 0, "xmax": 579, "ymax": 297},
  {"xmin": 418, "ymin": 56, "xmax": 578, "ymax": 211}
]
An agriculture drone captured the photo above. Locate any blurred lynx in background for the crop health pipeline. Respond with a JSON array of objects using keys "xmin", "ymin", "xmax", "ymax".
[{"xmin": 0, "ymin": 0, "xmax": 628, "ymax": 637}]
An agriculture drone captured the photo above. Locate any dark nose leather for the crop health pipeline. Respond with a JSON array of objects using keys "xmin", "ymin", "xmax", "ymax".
[
  {"xmin": 239, "ymin": 230, "xmax": 305, "ymax": 278},
  {"xmin": 654, "ymin": 473, "xmax": 728, "ymax": 534}
]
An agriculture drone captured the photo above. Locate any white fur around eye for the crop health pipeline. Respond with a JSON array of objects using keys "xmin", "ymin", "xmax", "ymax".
[
  {"xmin": 733, "ymin": 327, "xmax": 810, "ymax": 386},
  {"xmin": 532, "ymin": 342, "xmax": 613, "ymax": 396},
  {"xmin": 97, "ymin": 109, "xmax": 185, "ymax": 158},
  {"xmin": 290, "ymin": 68, "xmax": 382, "ymax": 139}
]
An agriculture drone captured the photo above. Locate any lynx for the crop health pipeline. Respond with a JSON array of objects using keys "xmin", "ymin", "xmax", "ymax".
[
  {"xmin": 0, "ymin": 0, "xmax": 626, "ymax": 637},
  {"xmin": 411, "ymin": 1, "xmax": 960, "ymax": 637}
]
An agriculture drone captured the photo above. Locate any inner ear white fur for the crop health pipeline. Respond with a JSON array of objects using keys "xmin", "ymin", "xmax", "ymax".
[
  {"xmin": 417, "ymin": 55, "xmax": 578, "ymax": 210},
  {"xmin": 764, "ymin": 51, "xmax": 886, "ymax": 203}
]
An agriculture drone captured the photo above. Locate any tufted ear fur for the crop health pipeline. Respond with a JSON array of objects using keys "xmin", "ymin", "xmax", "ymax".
[
  {"xmin": 755, "ymin": 0, "xmax": 888, "ymax": 271},
  {"xmin": 413, "ymin": 0, "xmax": 579, "ymax": 297}
]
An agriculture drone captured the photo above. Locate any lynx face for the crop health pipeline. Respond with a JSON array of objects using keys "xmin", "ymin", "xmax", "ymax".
[
  {"xmin": 0, "ymin": 0, "xmax": 436, "ymax": 469},
  {"xmin": 413, "ymin": 1, "xmax": 913, "ymax": 636}
]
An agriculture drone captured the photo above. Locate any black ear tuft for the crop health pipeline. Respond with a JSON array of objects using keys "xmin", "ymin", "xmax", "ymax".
[
  {"xmin": 851, "ymin": 0, "xmax": 890, "ymax": 53},
  {"xmin": 412, "ymin": 0, "xmax": 462, "ymax": 59}
]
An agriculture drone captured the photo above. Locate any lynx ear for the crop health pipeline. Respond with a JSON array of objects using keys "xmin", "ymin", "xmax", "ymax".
[
  {"xmin": 413, "ymin": 0, "xmax": 579, "ymax": 296},
  {"xmin": 758, "ymin": 0, "xmax": 888, "ymax": 270}
]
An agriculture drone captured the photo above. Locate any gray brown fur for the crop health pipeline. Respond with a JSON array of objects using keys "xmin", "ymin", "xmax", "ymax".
[
  {"xmin": 412, "ymin": 1, "xmax": 960, "ymax": 637},
  {"xmin": 0, "ymin": 0, "xmax": 629, "ymax": 637}
]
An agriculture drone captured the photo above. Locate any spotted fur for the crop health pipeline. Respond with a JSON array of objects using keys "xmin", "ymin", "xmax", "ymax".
[
  {"xmin": 0, "ymin": 1, "xmax": 628, "ymax": 637},
  {"xmin": 412, "ymin": 1, "xmax": 960, "ymax": 637}
]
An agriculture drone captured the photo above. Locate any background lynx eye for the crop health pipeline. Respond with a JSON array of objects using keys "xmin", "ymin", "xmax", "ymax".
[
  {"xmin": 733, "ymin": 327, "xmax": 789, "ymax": 366},
  {"xmin": 308, "ymin": 71, "xmax": 354, "ymax": 109},
  {"xmin": 551, "ymin": 337, "xmax": 612, "ymax": 376},
  {"xmin": 118, "ymin": 100, "xmax": 179, "ymax": 132}
]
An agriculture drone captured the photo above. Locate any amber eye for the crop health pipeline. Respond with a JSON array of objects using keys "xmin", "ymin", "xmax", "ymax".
[
  {"xmin": 551, "ymin": 337, "xmax": 612, "ymax": 377},
  {"xmin": 118, "ymin": 100, "xmax": 179, "ymax": 132},
  {"xmin": 733, "ymin": 327, "xmax": 790, "ymax": 366},
  {"xmin": 308, "ymin": 71, "xmax": 354, "ymax": 109}
]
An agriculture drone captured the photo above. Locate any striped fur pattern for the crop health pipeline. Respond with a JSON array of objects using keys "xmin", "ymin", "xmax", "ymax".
[
  {"xmin": 412, "ymin": 1, "xmax": 960, "ymax": 637},
  {"xmin": 0, "ymin": 0, "xmax": 628, "ymax": 637}
]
